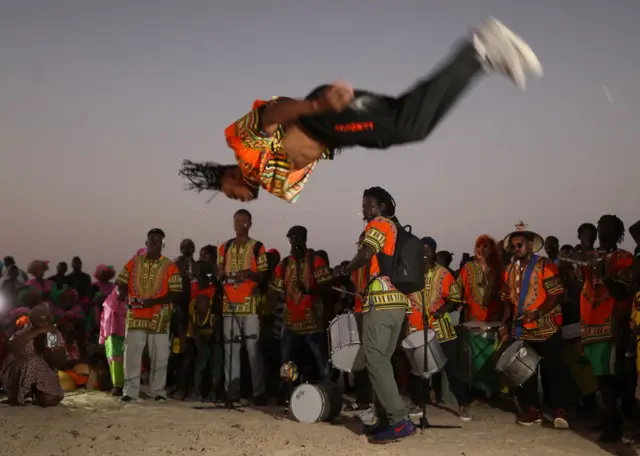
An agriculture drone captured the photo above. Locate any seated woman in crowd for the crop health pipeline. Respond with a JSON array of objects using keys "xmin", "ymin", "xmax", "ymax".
[{"xmin": 0, "ymin": 304, "xmax": 67, "ymax": 406}]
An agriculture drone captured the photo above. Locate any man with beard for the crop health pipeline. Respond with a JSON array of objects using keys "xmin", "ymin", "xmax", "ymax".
[
  {"xmin": 500, "ymin": 222, "xmax": 570, "ymax": 430},
  {"xmin": 334, "ymin": 187, "xmax": 415, "ymax": 444},
  {"xmin": 580, "ymin": 215, "xmax": 636, "ymax": 442}
]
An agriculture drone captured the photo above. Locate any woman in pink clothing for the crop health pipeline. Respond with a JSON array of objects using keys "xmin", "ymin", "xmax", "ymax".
[
  {"xmin": 99, "ymin": 248, "xmax": 145, "ymax": 396},
  {"xmin": 87, "ymin": 265, "xmax": 116, "ymax": 344}
]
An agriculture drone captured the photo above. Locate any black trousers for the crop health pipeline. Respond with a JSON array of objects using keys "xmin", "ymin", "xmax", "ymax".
[
  {"xmin": 411, "ymin": 338, "xmax": 470, "ymax": 406},
  {"xmin": 517, "ymin": 332, "xmax": 572, "ymax": 410},
  {"xmin": 299, "ymin": 42, "xmax": 482, "ymax": 150}
]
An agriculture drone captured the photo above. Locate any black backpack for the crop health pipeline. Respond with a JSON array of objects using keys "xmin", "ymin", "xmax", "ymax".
[{"xmin": 387, "ymin": 223, "xmax": 425, "ymax": 295}]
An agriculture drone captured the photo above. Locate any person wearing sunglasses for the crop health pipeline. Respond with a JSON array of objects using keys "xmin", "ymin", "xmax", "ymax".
[{"xmin": 500, "ymin": 222, "xmax": 571, "ymax": 431}]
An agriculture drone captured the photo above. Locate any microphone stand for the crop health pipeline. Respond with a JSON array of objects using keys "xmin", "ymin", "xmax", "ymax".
[
  {"xmin": 418, "ymin": 290, "xmax": 460, "ymax": 431},
  {"xmin": 193, "ymin": 276, "xmax": 254, "ymax": 413}
]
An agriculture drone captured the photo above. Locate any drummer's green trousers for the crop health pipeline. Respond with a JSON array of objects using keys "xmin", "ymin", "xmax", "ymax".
[{"xmin": 362, "ymin": 307, "xmax": 408, "ymax": 425}]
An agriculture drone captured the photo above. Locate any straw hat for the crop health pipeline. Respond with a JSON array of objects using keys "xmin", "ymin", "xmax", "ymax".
[{"xmin": 503, "ymin": 221, "xmax": 544, "ymax": 253}]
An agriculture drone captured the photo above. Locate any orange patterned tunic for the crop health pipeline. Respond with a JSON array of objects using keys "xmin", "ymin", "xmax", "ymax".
[
  {"xmin": 217, "ymin": 239, "xmax": 268, "ymax": 316},
  {"xmin": 502, "ymin": 256, "xmax": 565, "ymax": 341},
  {"xmin": 269, "ymin": 251, "xmax": 332, "ymax": 333},
  {"xmin": 580, "ymin": 249, "xmax": 634, "ymax": 344},
  {"xmin": 457, "ymin": 262, "xmax": 504, "ymax": 323},
  {"xmin": 116, "ymin": 256, "xmax": 182, "ymax": 333},
  {"xmin": 225, "ymin": 100, "xmax": 329, "ymax": 203}
]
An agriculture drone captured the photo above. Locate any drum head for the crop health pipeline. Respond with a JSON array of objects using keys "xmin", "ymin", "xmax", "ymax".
[
  {"xmin": 462, "ymin": 321, "xmax": 502, "ymax": 330},
  {"xmin": 495, "ymin": 339, "xmax": 523, "ymax": 371},
  {"xmin": 291, "ymin": 384, "xmax": 324, "ymax": 423},
  {"xmin": 401, "ymin": 330, "xmax": 426, "ymax": 349},
  {"xmin": 332, "ymin": 345, "xmax": 365, "ymax": 373}
]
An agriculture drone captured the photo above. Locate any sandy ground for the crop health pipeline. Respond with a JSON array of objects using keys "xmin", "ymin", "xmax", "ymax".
[{"xmin": 0, "ymin": 391, "xmax": 637, "ymax": 456}]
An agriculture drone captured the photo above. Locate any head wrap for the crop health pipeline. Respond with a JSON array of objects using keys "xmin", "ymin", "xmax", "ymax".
[
  {"xmin": 27, "ymin": 260, "xmax": 49, "ymax": 275},
  {"xmin": 94, "ymin": 264, "xmax": 115, "ymax": 280}
]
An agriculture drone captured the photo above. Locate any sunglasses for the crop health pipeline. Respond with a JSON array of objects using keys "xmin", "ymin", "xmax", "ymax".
[{"xmin": 511, "ymin": 242, "xmax": 524, "ymax": 250}]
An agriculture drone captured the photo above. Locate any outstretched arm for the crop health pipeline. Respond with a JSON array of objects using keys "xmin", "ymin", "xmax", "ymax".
[
  {"xmin": 260, "ymin": 82, "xmax": 354, "ymax": 131},
  {"xmin": 260, "ymin": 100, "xmax": 320, "ymax": 132}
]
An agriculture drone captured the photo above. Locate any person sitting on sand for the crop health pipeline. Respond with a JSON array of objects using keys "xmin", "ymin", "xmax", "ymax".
[{"xmin": 0, "ymin": 304, "xmax": 67, "ymax": 406}]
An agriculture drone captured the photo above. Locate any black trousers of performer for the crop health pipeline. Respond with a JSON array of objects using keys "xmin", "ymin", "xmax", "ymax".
[
  {"xmin": 517, "ymin": 332, "xmax": 572, "ymax": 411},
  {"xmin": 299, "ymin": 42, "xmax": 483, "ymax": 150},
  {"xmin": 410, "ymin": 338, "xmax": 470, "ymax": 407}
]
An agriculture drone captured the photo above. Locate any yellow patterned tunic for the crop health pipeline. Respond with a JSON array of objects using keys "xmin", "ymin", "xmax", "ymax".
[
  {"xmin": 116, "ymin": 256, "xmax": 182, "ymax": 334},
  {"xmin": 408, "ymin": 265, "xmax": 462, "ymax": 342},
  {"xmin": 225, "ymin": 100, "xmax": 331, "ymax": 204},
  {"xmin": 217, "ymin": 239, "xmax": 268, "ymax": 316}
]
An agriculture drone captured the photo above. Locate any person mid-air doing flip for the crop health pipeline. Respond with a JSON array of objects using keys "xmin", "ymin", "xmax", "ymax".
[{"xmin": 180, "ymin": 17, "xmax": 542, "ymax": 204}]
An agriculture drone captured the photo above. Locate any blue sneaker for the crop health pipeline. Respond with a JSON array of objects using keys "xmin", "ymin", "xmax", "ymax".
[{"xmin": 368, "ymin": 419, "xmax": 416, "ymax": 444}]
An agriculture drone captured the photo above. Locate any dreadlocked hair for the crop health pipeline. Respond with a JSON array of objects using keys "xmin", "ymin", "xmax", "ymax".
[
  {"xmin": 363, "ymin": 186, "xmax": 397, "ymax": 221},
  {"xmin": 178, "ymin": 160, "xmax": 258, "ymax": 202},
  {"xmin": 598, "ymin": 214, "xmax": 625, "ymax": 245}
]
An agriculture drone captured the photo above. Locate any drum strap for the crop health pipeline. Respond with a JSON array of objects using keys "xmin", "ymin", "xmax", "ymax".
[{"xmin": 515, "ymin": 255, "xmax": 538, "ymax": 339}]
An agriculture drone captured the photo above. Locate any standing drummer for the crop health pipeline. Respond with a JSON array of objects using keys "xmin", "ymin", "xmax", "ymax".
[
  {"xmin": 500, "ymin": 222, "xmax": 571, "ymax": 430},
  {"xmin": 457, "ymin": 235, "xmax": 505, "ymax": 398},
  {"xmin": 407, "ymin": 237, "xmax": 470, "ymax": 421},
  {"xmin": 268, "ymin": 226, "xmax": 332, "ymax": 384}
]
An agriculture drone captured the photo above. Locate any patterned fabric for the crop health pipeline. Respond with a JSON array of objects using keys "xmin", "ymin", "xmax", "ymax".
[
  {"xmin": 580, "ymin": 249, "xmax": 634, "ymax": 344},
  {"xmin": 217, "ymin": 239, "xmax": 268, "ymax": 316},
  {"xmin": 631, "ymin": 291, "xmax": 640, "ymax": 372},
  {"xmin": 361, "ymin": 216, "xmax": 411, "ymax": 313},
  {"xmin": 502, "ymin": 257, "xmax": 565, "ymax": 341},
  {"xmin": 116, "ymin": 256, "xmax": 182, "ymax": 334},
  {"xmin": 225, "ymin": 100, "xmax": 329, "ymax": 204},
  {"xmin": 407, "ymin": 265, "xmax": 462, "ymax": 342},
  {"xmin": 351, "ymin": 265, "xmax": 368, "ymax": 313},
  {"xmin": 269, "ymin": 251, "xmax": 332, "ymax": 333},
  {"xmin": 24, "ymin": 278, "xmax": 57, "ymax": 307},
  {"xmin": 187, "ymin": 282, "xmax": 216, "ymax": 338},
  {"xmin": 0, "ymin": 326, "xmax": 65, "ymax": 404},
  {"xmin": 457, "ymin": 262, "xmax": 504, "ymax": 322}
]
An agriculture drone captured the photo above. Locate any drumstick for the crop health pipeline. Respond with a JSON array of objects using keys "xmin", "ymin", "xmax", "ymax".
[{"xmin": 331, "ymin": 286, "xmax": 358, "ymax": 296}]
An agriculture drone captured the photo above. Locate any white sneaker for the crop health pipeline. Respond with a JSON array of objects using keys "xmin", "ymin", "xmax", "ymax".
[{"xmin": 472, "ymin": 17, "xmax": 543, "ymax": 90}]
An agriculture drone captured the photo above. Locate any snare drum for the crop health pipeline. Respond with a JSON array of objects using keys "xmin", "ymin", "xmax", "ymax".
[
  {"xmin": 328, "ymin": 312, "xmax": 365, "ymax": 373},
  {"xmin": 401, "ymin": 329, "xmax": 447, "ymax": 379},
  {"xmin": 495, "ymin": 339, "xmax": 541, "ymax": 387},
  {"xmin": 461, "ymin": 321, "xmax": 503, "ymax": 338},
  {"xmin": 290, "ymin": 382, "xmax": 342, "ymax": 423}
]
